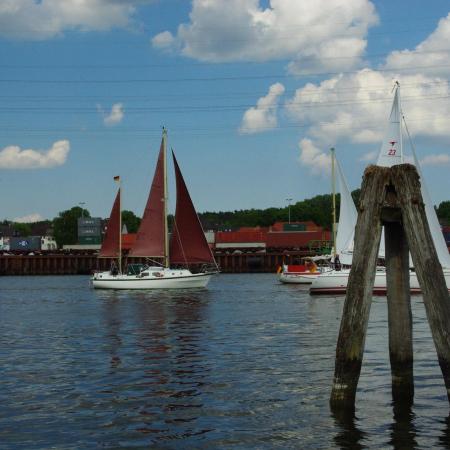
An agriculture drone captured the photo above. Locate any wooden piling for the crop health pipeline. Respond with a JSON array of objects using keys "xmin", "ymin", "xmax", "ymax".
[
  {"xmin": 330, "ymin": 166, "xmax": 387, "ymax": 408},
  {"xmin": 384, "ymin": 220, "xmax": 414, "ymax": 401},
  {"xmin": 331, "ymin": 163, "xmax": 450, "ymax": 409},
  {"xmin": 391, "ymin": 164, "xmax": 450, "ymax": 402}
]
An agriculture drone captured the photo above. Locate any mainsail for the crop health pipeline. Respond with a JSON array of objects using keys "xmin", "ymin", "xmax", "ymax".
[
  {"xmin": 377, "ymin": 85, "xmax": 403, "ymax": 167},
  {"xmin": 99, "ymin": 188, "xmax": 121, "ymax": 258},
  {"xmin": 376, "ymin": 83, "xmax": 450, "ymax": 269},
  {"xmin": 374, "ymin": 87, "xmax": 405, "ymax": 260},
  {"xmin": 169, "ymin": 151, "xmax": 216, "ymax": 265},
  {"xmin": 335, "ymin": 156, "xmax": 358, "ymax": 265},
  {"xmin": 411, "ymin": 145, "xmax": 450, "ymax": 269},
  {"xmin": 128, "ymin": 135, "xmax": 166, "ymax": 258}
]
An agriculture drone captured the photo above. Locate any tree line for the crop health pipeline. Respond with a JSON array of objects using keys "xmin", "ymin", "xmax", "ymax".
[{"xmin": 3, "ymin": 194, "xmax": 450, "ymax": 247}]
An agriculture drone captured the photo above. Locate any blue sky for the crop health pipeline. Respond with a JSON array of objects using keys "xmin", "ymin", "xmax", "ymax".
[{"xmin": 0, "ymin": 0, "xmax": 449, "ymax": 222}]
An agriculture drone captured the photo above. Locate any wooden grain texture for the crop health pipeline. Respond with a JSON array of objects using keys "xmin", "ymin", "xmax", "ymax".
[
  {"xmin": 330, "ymin": 166, "xmax": 388, "ymax": 408},
  {"xmin": 384, "ymin": 220, "xmax": 414, "ymax": 401},
  {"xmin": 391, "ymin": 164, "xmax": 450, "ymax": 402}
]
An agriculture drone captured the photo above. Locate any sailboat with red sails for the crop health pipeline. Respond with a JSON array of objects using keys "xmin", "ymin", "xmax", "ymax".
[{"xmin": 92, "ymin": 128, "xmax": 218, "ymax": 289}]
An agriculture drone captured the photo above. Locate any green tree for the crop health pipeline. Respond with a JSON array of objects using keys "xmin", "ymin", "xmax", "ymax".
[
  {"xmin": 53, "ymin": 206, "xmax": 90, "ymax": 247},
  {"xmin": 197, "ymin": 189, "xmax": 364, "ymax": 231},
  {"xmin": 121, "ymin": 210, "xmax": 141, "ymax": 233},
  {"xmin": 12, "ymin": 222, "xmax": 32, "ymax": 236},
  {"xmin": 437, "ymin": 201, "xmax": 450, "ymax": 225}
]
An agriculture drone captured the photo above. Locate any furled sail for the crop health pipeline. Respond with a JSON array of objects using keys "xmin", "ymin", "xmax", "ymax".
[
  {"xmin": 99, "ymin": 188, "xmax": 121, "ymax": 258},
  {"xmin": 128, "ymin": 137, "xmax": 166, "ymax": 258},
  {"xmin": 169, "ymin": 151, "xmax": 216, "ymax": 265}
]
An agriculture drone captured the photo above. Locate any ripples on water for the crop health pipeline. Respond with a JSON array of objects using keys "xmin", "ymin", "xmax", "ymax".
[{"xmin": 1, "ymin": 274, "xmax": 450, "ymax": 449}]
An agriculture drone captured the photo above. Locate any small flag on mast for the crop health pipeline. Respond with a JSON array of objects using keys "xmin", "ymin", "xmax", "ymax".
[{"xmin": 114, "ymin": 175, "xmax": 120, "ymax": 182}]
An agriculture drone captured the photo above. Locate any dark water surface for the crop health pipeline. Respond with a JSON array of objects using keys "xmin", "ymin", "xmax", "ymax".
[{"xmin": 1, "ymin": 274, "xmax": 450, "ymax": 449}]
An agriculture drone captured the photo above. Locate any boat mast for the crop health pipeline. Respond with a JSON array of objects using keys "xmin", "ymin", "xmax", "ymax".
[
  {"xmin": 331, "ymin": 147, "xmax": 337, "ymax": 259},
  {"xmin": 162, "ymin": 127, "xmax": 170, "ymax": 268},
  {"xmin": 114, "ymin": 175, "xmax": 122, "ymax": 274}
]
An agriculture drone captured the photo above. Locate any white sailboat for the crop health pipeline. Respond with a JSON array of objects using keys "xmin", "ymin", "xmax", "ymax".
[
  {"xmin": 310, "ymin": 83, "xmax": 450, "ymax": 295},
  {"xmin": 278, "ymin": 148, "xmax": 354, "ymax": 284},
  {"xmin": 278, "ymin": 257, "xmax": 330, "ymax": 284},
  {"xmin": 92, "ymin": 129, "xmax": 218, "ymax": 289},
  {"xmin": 332, "ymin": 148, "xmax": 358, "ymax": 266}
]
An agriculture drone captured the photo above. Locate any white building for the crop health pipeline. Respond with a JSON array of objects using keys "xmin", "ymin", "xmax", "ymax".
[{"xmin": 41, "ymin": 236, "xmax": 57, "ymax": 251}]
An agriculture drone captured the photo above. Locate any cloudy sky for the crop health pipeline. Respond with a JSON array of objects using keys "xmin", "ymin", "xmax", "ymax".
[{"xmin": 0, "ymin": 0, "xmax": 449, "ymax": 221}]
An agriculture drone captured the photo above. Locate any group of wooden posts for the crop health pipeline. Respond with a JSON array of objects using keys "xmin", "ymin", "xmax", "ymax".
[{"xmin": 330, "ymin": 164, "xmax": 450, "ymax": 410}]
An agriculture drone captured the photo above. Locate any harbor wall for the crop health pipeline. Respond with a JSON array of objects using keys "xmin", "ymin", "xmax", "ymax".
[{"xmin": 0, "ymin": 251, "xmax": 317, "ymax": 275}]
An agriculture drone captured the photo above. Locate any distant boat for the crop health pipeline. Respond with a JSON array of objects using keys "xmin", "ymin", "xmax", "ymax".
[
  {"xmin": 310, "ymin": 83, "xmax": 450, "ymax": 295},
  {"xmin": 278, "ymin": 150, "xmax": 353, "ymax": 284},
  {"xmin": 92, "ymin": 128, "xmax": 218, "ymax": 289},
  {"xmin": 278, "ymin": 257, "xmax": 330, "ymax": 284}
]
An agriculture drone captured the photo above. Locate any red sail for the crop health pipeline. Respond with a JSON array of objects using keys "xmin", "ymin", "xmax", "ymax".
[
  {"xmin": 99, "ymin": 189, "xmax": 121, "ymax": 258},
  {"xmin": 169, "ymin": 151, "xmax": 216, "ymax": 265},
  {"xmin": 128, "ymin": 138, "xmax": 166, "ymax": 257}
]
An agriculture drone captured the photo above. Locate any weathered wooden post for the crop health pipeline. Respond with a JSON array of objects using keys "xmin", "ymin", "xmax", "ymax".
[
  {"xmin": 392, "ymin": 165, "xmax": 450, "ymax": 402},
  {"xmin": 330, "ymin": 164, "xmax": 450, "ymax": 410},
  {"xmin": 382, "ymin": 181, "xmax": 414, "ymax": 402},
  {"xmin": 330, "ymin": 166, "xmax": 387, "ymax": 408},
  {"xmin": 384, "ymin": 220, "xmax": 414, "ymax": 401}
]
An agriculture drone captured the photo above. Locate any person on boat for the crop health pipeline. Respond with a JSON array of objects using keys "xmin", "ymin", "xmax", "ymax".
[
  {"xmin": 334, "ymin": 254, "xmax": 341, "ymax": 271},
  {"xmin": 306, "ymin": 260, "xmax": 318, "ymax": 273}
]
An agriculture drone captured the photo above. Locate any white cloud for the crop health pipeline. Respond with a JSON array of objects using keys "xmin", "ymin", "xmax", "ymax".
[
  {"xmin": 285, "ymin": 69, "xmax": 450, "ymax": 146},
  {"xmin": 100, "ymin": 103, "xmax": 125, "ymax": 126},
  {"xmin": 0, "ymin": 140, "xmax": 70, "ymax": 169},
  {"xmin": 420, "ymin": 154, "xmax": 450, "ymax": 166},
  {"xmin": 152, "ymin": 0, "xmax": 378, "ymax": 71},
  {"xmin": 239, "ymin": 83, "xmax": 285, "ymax": 134},
  {"xmin": 282, "ymin": 10, "xmax": 450, "ymax": 175},
  {"xmin": 298, "ymin": 138, "xmax": 331, "ymax": 175},
  {"xmin": 0, "ymin": 0, "xmax": 152, "ymax": 39},
  {"xmin": 151, "ymin": 30, "xmax": 176, "ymax": 50},
  {"xmin": 13, "ymin": 213, "xmax": 44, "ymax": 223},
  {"xmin": 385, "ymin": 13, "xmax": 450, "ymax": 77}
]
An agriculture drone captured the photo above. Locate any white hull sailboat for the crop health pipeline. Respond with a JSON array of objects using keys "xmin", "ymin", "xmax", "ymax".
[
  {"xmin": 92, "ymin": 129, "xmax": 218, "ymax": 290},
  {"xmin": 93, "ymin": 268, "xmax": 213, "ymax": 290},
  {"xmin": 310, "ymin": 83, "xmax": 450, "ymax": 295},
  {"xmin": 310, "ymin": 267, "xmax": 450, "ymax": 295},
  {"xmin": 279, "ymin": 148, "xmax": 357, "ymax": 285},
  {"xmin": 279, "ymin": 264, "xmax": 328, "ymax": 284}
]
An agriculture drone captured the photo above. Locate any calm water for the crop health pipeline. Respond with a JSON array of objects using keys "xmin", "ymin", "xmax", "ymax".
[{"xmin": 1, "ymin": 274, "xmax": 449, "ymax": 449}]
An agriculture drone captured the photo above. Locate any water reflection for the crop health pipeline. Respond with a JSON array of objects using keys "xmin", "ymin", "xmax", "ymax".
[
  {"xmin": 101, "ymin": 293, "xmax": 122, "ymax": 371},
  {"xmin": 131, "ymin": 291, "xmax": 213, "ymax": 441},
  {"xmin": 389, "ymin": 399, "xmax": 417, "ymax": 449},
  {"xmin": 331, "ymin": 397, "xmax": 420, "ymax": 449},
  {"xmin": 331, "ymin": 406, "xmax": 367, "ymax": 450},
  {"xmin": 438, "ymin": 414, "xmax": 450, "ymax": 449}
]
